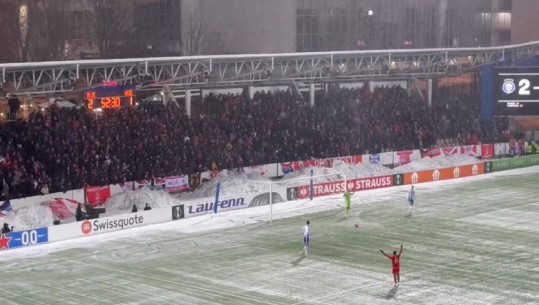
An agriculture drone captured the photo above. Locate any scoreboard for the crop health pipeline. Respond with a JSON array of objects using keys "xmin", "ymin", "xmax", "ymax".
[
  {"xmin": 495, "ymin": 67, "xmax": 539, "ymax": 115},
  {"xmin": 85, "ymin": 83, "xmax": 136, "ymax": 110}
]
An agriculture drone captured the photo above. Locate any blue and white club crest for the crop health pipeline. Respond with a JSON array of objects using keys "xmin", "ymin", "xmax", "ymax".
[{"xmin": 502, "ymin": 79, "xmax": 516, "ymax": 94}]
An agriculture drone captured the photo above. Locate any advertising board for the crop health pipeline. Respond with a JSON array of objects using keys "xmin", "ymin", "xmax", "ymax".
[
  {"xmin": 290, "ymin": 175, "xmax": 394, "ymax": 199},
  {"xmin": 48, "ymin": 208, "xmax": 171, "ymax": 242},
  {"xmin": 492, "ymin": 155, "xmax": 539, "ymax": 172},
  {"xmin": 403, "ymin": 163, "xmax": 484, "ymax": 185},
  {"xmin": 0, "ymin": 228, "xmax": 48, "ymax": 251}
]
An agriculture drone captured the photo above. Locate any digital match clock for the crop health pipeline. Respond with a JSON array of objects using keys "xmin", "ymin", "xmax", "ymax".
[{"xmin": 85, "ymin": 84, "xmax": 136, "ymax": 110}]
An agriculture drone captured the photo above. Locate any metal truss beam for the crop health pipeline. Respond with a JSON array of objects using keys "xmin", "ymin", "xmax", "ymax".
[{"xmin": 1, "ymin": 41, "xmax": 539, "ymax": 96}]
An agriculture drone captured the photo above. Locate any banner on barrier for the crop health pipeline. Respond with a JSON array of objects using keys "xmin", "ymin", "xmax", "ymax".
[
  {"xmin": 165, "ymin": 176, "xmax": 189, "ymax": 193},
  {"xmin": 334, "ymin": 155, "xmax": 362, "ymax": 165},
  {"xmin": 421, "ymin": 148, "xmax": 442, "ymax": 158},
  {"xmin": 154, "ymin": 178, "xmax": 166, "ymax": 190},
  {"xmin": 185, "ymin": 196, "xmax": 248, "ymax": 217},
  {"xmin": 48, "ymin": 198, "xmax": 82, "ymax": 220},
  {"xmin": 368, "ymin": 154, "xmax": 381, "ymax": 164},
  {"xmin": 0, "ymin": 228, "xmax": 48, "ymax": 251},
  {"xmin": 442, "ymin": 147, "xmax": 459, "ymax": 156},
  {"xmin": 395, "ymin": 151, "xmax": 413, "ymax": 165},
  {"xmin": 461, "ymin": 145, "xmax": 477, "ymax": 157},
  {"xmin": 80, "ymin": 215, "xmax": 145, "ymax": 235},
  {"xmin": 295, "ymin": 175, "xmax": 394, "ymax": 199},
  {"xmin": 494, "ymin": 143, "xmax": 508, "ymax": 157},
  {"xmin": 48, "ymin": 208, "xmax": 171, "ymax": 242},
  {"xmin": 492, "ymin": 155, "xmax": 539, "ymax": 172},
  {"xmin": 404, "ymin": 163, "xmax": 484, "ymax": 184},
  {"xmin": 85, "ymin": 186, "xmax": 111, "ymax": 206},
  {"xmin": 281, "ymin": 155, "xmax": 363, "ymax": 175},
  {"xmin": 481, "ymin": 144, "xmax": 495, "ymax": 159}
]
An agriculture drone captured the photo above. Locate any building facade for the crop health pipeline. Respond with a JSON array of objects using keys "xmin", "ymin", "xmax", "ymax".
[
  {"xmin": 0, "ymin": 0, "xmax": 537, "ymax": 63},
  {"xmin": 295, "ymin": 0, "xmax": 513, "ymax": 52}
]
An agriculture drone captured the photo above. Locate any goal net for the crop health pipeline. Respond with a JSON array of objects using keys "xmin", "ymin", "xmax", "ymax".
[{"xmin": 245, "ymin": 170, "xmax": 347, "ymax": 222}]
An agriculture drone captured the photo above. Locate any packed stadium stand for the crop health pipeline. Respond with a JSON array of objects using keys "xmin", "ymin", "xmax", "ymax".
[{"xmin": 0, "ymin": 86, "xmax": 496, "ymax": 200}]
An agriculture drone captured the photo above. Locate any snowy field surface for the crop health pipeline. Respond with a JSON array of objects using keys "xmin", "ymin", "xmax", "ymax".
[{"xmin": 1, "ymin": 166, "xmax": 538, "ymax": 305}]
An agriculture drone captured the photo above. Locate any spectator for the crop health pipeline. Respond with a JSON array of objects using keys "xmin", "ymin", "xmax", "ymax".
[
  {"xmin": 2, "ymin": 223, "xmax": 11, "ymax": 234},
  {"xmin": 75, "ymin": 202, "xmax": 85, "ymax": 221},
  {"xmin": 144, "ymin": 203, "xmax": 152, "ymax": 211},
  {"xmin": 0, "ymin": 86, "xmax": 500, "ymax": 200},
  {"xmin": 131, "ymin": 204, "xmax": 138, "ymax": 213}
]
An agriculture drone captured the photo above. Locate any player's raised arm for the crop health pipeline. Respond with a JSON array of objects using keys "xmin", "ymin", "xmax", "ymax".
[
  {"xmin": 399, "ymin": 244, "xmax": 403, "ymax": 255},
  {"xmin": 380, "ymin": 249, "xmax": 390, "ymax": 258}
]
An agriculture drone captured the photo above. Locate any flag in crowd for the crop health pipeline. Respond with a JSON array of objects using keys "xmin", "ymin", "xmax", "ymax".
[{"xmin": 0, "ymin": 200, "xmax": 14, "ymax": 217}]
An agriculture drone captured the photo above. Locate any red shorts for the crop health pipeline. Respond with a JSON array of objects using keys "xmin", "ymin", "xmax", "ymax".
[{"xmin": 392, "ymin": 267, "xmax": 400, "ymax": 275}]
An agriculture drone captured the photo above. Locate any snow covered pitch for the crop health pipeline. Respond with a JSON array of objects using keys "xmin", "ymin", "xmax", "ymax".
[{"xmin": 1, "ymin": 166, "xmax": 539, "ymax": 305}]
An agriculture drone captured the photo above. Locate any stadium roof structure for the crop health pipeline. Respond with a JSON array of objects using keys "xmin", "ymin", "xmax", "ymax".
[{"xmin": 1, "ymin": 41, "xmax": 539, "ymax": 96}]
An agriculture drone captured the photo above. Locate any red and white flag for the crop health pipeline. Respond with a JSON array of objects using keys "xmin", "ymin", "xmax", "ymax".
[
  {"xmin": 48, "ymin": 198, "xmax": 83, "ymax": 220},
  {"xmin": 165, "ymin": 176, "xmax": 189, "ymax": 193},
  {"xmin": 85, "ymin": 186, "xmax": 111, "ymax": 206},
  {"xmin": 427, "ymin": 148, "xmax": 442, "ymax": 158},
  {"xmin": 442, "ymin": 147, "xmax": 459, "ymax": 156},
  {"xmin": 396, "ymin": 151, "xmax": 413, "ymax": 165},
  {"xmin": 481, "ymin": 144, "xmax": 494, "ymax": 159},
  {"xmin": 461, "ymin": 145, "xmax": 477, "ymax": 156},
  {"xmin": 137, "ymin": 179, "xmax": 152, "ymax": 188}
]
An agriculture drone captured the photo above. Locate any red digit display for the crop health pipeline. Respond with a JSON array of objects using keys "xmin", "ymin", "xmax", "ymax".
[
  {"xmin": 101, "ymin": 97, "xmax": 121, "ymax": 109},
  {"xmin": 85, "ymin": 86, "xmax": 136, "ymax": 110}
]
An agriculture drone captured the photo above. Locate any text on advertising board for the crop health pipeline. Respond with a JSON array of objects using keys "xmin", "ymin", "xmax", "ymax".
[
  {"xmin": 81, "ymin": 215, "xmax": 145, "ymax": 235},
  {"xmin": 296, "ymin": 176, "xmax": 393, "ymax": 199},
  {"xmin": 0, "ymin": 228, "xmax": 48, "ymax": 251},
  {"xmin": 187, "ymin": 198, "xmax": 245, "ymax": 215}
]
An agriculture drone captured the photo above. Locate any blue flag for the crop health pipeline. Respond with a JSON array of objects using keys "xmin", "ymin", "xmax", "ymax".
[{"xmin": 369, "ymin": 154, "xmax": 381, "ymax": 164}]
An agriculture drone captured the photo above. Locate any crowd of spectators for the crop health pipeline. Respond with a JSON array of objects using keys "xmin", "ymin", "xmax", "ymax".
[{"xmin": 0, "ymin": 85, "xmax": 495, "ymax": 200}]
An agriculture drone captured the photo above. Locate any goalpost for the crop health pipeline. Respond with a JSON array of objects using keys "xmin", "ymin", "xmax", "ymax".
[{"xmin": 246, "ymin": 170, "xmax": 347, "ymax": 222}]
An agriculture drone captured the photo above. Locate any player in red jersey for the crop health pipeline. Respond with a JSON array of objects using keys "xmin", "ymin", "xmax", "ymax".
[{"xmin": 380, "ymin": 245, "xmax": 403, "ymax": 286}]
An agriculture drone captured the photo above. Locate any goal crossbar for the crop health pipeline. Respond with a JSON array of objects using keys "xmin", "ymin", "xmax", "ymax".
[{"xmin": 246, "ymin": 171, "xmax": 347, "ymax": 222}]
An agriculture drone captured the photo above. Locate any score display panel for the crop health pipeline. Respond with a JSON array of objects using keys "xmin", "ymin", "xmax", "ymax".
[
  {"xmin": 495, "ymin": 67, "xmax": 539, "ymax": 115},
  {"xmin": 85, "ymin": 85, "xmax": 136, "ymax": 110}
]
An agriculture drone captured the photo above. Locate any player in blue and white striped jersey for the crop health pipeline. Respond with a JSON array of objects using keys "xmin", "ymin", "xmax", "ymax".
[
  {"xmin": 302, "ymin": 220, "xmax": 310, "ymax": 255},
  {"xmin": 407, "ymin": 186, "xmax": 416, "ymax": 215}
]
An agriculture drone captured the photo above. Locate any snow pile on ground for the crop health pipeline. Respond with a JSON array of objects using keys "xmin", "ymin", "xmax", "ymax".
[
  {"xmin": 330, "ymin": 160, "xmax": 395, "ymax": 178},
  {"xmin": 106, "ymin": 188, "xmax": 182, "ymax": 212},
  {"xmin": 394, "ymin": 155, "xmax": 478, "ymax": 173},
  {"xmin": 176, "ymin": 154, "xmax": 478, "ymax": 199},
  {"xmin": 177, "ymin": 173, "xmax": 268, "ymax": 199},
  {"xmin": 6, "ymin": 203, "xmax": 55, "ymax": 231},
  {"xmin": 2, "ymin": 154, "xmax": 481, "ymax": 231}
]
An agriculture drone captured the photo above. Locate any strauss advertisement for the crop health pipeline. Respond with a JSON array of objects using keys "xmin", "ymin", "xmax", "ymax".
[{"xmin": 296, "ymin": 176, "xmax": 394, "ymax": 199}]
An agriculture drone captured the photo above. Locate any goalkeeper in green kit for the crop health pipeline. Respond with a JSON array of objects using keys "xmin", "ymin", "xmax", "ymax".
[{"xmin": 343, "ymin": 189, "xmax": 354, "ymax": 217}]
